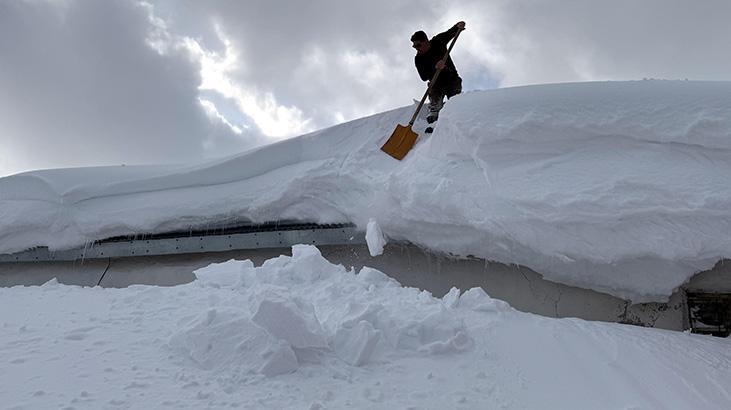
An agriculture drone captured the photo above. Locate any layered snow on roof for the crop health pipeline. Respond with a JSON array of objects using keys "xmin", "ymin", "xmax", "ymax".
[
  {"xmin": 2, "ymin": 246, "xmax": 730, "ymax": 409},
  {"xmin": 1, "ymin": 80, "xmax": 730, "ymax": 302}
]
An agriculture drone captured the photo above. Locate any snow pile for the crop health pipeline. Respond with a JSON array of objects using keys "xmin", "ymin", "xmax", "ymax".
[
  {"xmin": 171, "ymin": 245, "xmax": 488, "ymax": 378},
  {"xmin": 1, "ymin": 245, "xmax": 731, "ymax": 409},
  {"xmin": 1, "ymin": 81, "xmax": 730, "ymax": 301}
]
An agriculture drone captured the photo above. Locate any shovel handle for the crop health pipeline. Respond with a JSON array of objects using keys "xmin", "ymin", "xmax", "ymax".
[{"xmin": 408, "ymin": 28, "xmax": 463, "ymax": 126}]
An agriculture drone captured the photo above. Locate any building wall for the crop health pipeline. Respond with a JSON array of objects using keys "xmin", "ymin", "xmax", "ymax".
[{"xmin": 2, "ymin": 244, "xmax": 725, "ymax": 332}]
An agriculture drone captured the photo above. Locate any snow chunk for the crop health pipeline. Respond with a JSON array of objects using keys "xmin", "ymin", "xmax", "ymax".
[
  {"xmin": 394, "ymin": 310, "xmax": 473, "ymax": 355},
  {"xmin": 442, "ymin": 287, "xmax": 461, "ymax": 309},
  {"xmin": 260, "ymin": 244, "xmax": 345, "ymax": 285},
  {"xmin": 365, "ymin": 218, "xmax": 387, "ymax": 256},
  {"xmin": 169, "ymin": 307, "xmax": 300, "ymax": 377},
  {"xmin": 252, "ymin": 291, "xmax": 328, "ymax": 349},
  {"xmin": 193, "ymin": 259, "xmax": 253, "ymax": 289},
  {"xmin": 169, "ymin": 309, "xmax": 271, "ymax": 371},
  {"xmin": 420, "ymin": 330, "xmax": 473, "ymax": 355},
  {"xmin": 357, "ymin": 266, "xmax": 400, "ymax": 289},
  {"xmin": 259, "ymin": 341, "xmax": 298, "ymax": 377},
  {"xmin": 333, "ymin": 320, "xmax": 381, "ymax": 366},
  {"xmin": 459, "ymin": 287, "xmax": 512, "ymax": 312}
]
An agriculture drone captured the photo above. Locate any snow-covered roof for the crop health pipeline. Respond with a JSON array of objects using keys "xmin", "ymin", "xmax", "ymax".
[{"xmin": 1, "ymin": 80, "xmax": 730, "ymax": 302}]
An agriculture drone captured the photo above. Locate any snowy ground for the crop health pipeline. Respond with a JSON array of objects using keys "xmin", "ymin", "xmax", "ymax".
[
  {"xmin": 1, "ymin": 80, "xmax": 730, "ymax": 302},
  {"xmin": 2, "ymin": 245, "xmax": 730, "ymax": 409}
]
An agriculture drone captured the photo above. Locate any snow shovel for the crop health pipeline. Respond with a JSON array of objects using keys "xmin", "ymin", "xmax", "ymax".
[{"xmin": 381, "ymin": 29, "xmax": 463, "ymax": 160}]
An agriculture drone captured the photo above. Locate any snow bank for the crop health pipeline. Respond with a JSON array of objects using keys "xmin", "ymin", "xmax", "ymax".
[
  {"xmin": 172, "ymin": 245, "xmax": 485, "ymax": 377},
  {"xmin": 1, "ymin": 81, "xmax": 730, "ymax": 301},
  {"xmin": 1, "ymin": 245, "xmax": 731, "ymax": 409}
]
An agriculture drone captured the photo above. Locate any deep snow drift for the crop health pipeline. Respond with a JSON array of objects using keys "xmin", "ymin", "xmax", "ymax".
[
  {"xmin": 2, "ymin": 245, "xmax": 730, "ymax": 409},
  {"xmin": 1, "ymin": 81, "xmax": 730, "ymax": 301}
]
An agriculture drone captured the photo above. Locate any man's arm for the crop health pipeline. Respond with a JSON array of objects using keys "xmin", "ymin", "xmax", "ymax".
[{"xmin": 431, "ymin": 21, "xmax": 465, "ymax": 46}]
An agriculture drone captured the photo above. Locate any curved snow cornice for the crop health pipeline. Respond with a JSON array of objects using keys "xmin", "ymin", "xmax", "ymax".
[{"xmin": 1, "ymin": 80, "xmax": 730, "ymax": 302}]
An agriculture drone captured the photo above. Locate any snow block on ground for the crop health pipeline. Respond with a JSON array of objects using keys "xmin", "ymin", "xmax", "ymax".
[
  {"xmin": 168, "ymin": 309, "xmax": 271, "ymax": 372},
  {"xmin": 252, "ymin": 292, "xmax": 328, "ymax": 349},
  {"xmin": 394, "ymin": 310, "xmax": 474, "ymax": 355},
  {"xmin": 333, "ymin": 320, "xmax": 382, "ymax": 366},
  {"xmin": 258, "ymin": 341, "xmax": 299, "ymax": 377}
]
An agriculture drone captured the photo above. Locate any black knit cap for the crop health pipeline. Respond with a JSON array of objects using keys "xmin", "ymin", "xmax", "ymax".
[{"xmin": 410, "ymin": 31, "xmax": 428, "ymax": 42}]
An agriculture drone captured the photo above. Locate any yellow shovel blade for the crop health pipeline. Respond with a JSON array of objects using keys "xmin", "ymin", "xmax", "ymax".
[{"xmin": 381, "ymin": 124, "xmax": 419, "ymax": 160}]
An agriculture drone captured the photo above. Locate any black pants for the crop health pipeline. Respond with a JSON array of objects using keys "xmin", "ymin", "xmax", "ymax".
[{"xmin": 428, "ymin": 77, "xmax": 462, "ymax": 116}]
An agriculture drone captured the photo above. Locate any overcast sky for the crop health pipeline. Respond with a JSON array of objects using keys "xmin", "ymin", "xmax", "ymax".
[{"xmin": 1, "ymin": 0, "xmax": 730, "ymax": 177}]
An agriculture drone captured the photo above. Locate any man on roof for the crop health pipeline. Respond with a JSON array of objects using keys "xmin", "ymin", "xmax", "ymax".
[{"xmin": 411, "ymin": 21, "xmax": 465, "ymax": 123}]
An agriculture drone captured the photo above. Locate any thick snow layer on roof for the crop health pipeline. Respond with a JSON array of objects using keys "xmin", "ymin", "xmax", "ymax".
[{"xmin": 1, "ymin": 80, "xmax": 730, "ymax": 302}]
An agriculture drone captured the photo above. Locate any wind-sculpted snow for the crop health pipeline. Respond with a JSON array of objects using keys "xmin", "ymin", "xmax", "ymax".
[{"xmin": 1, "ymin": 81, "xmax": 730, "ymax": 301}]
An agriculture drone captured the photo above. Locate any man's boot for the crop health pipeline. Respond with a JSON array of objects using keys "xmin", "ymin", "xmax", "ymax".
[{"xmin": 426, "ymin": 92, "xmax": 444, "ymax": 124}]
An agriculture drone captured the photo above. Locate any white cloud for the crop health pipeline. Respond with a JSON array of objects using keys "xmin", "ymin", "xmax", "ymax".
[
  {"xmin": 154, "ymin": 0, "xmax": 443, "ymax": 128},
  {"xmin": 199, "ymin": 99, "xmax": 243, "ymax": 135},
  {"xmin": 2, "ymin": 0, "xmax": 730, "ymax": 176},
  {"xmin": 448, "ymin": 0, "xmax": 731, "ymax": 86},
  {"xmin": 180, "ymin": 29, "xmax": 313, "ymax": 139}
]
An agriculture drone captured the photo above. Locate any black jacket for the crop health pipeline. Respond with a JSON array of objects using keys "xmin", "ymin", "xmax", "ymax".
[{"xmin": 414, "ymin": 24, "xmax": 461, "ymax": 88}]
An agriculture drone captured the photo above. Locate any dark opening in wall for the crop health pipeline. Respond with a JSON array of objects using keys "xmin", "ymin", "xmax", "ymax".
[{"xmin": 687, "ymin": 293, "xmax": 731, "ymax": 337}]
